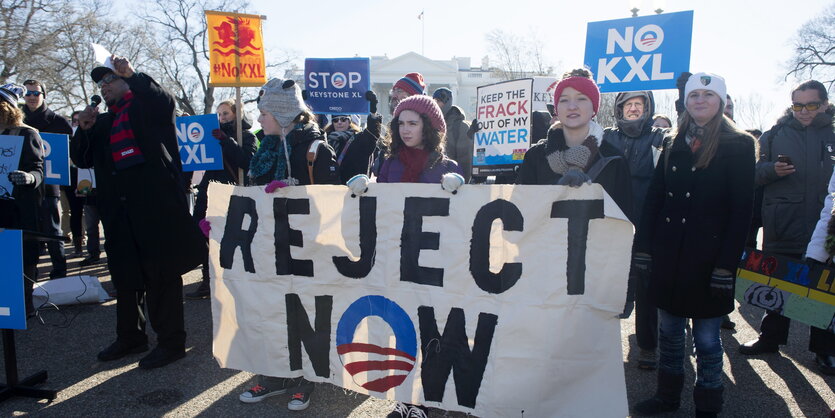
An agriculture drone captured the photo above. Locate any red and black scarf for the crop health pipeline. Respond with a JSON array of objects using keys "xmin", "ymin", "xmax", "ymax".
[{"xmin": 109, "ymin": 91, "xmax": 145, "ymax": 170}]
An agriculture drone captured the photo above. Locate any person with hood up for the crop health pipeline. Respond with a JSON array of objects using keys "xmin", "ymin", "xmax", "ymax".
[
  {"xmin": 186, "ymin": 98, "xmax": 257, "ymax": 299},
  {"xmin": 432, "ymin": 87, "xmax": 472, "ymax": 182},
  {"xmin": 602, "ymin": 90, "xmax": 666, "ymax": 369},
  {"xmin": 323, "ymin": 91, "xmax": 383, "ymax": 183}
]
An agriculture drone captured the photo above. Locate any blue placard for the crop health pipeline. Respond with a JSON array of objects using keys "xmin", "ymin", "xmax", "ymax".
[
  {"xmin": 41, "ymin": 133, "xmax": 70, "ymax": 186},
  {"xmin": 304, "ymin": 58, "xmax": 371, "ymax": 115},
  {"xmin": 176, "ymin": 114, "xmax": 222, "ymax": 172},
  {"xmin": 583, "ymin": 11, "xmax": 693, "ymax": 93},
  {"xmin": 0, "ymin": 135, "xmax": 25, "ymax": 197},
  {"xmin": 0, "ymin": 229, "xmax": 25, "ymax": 330}
]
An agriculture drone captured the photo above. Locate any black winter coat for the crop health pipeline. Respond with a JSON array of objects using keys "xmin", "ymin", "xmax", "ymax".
[
  {"xmin": 249, "ymin": 123, "xmax": 340, "ymax": 186},
  {"xmin": 516, "ymin": 127, "xmax": 634, "ymax": 222},
  {"xmin": 603, "ymin": 123, "xmax": 665, "ymax": 225},
  {"xmin": 24, "ymin": 104, "xmax": 72, "ymax": 197},
  {"xmin": 335, "ymin": 114, "xmax": 381, "ymax": 183},
  {"xmin": 70, "ymin": 73, "xmax": 206, "ymax": 289},
  {"xmin": 634, "ymin": 130, "xmax": 755, "ymax": 318},
  {"xmin": 0, "ymin": 126, "xmax": 44, "ymax": 265},
  {"xmin": 193, "ymin": 118, "xmax": 257, "ymax": 219}
]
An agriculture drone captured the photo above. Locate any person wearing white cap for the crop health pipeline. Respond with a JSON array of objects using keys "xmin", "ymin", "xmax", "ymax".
[{"xmin": 632, "ymin": 72, "xmax": 755, "ymax": 417}]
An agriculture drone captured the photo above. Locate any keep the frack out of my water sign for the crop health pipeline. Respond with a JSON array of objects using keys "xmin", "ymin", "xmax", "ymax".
[
  {"xmin": 472, "ymin": 78, "xmax": 533, "ymax": 176},
  {"xmin": 584, "ymin": 11, "xmax": 693, "ymax": 93},
  {"xmin": 177, "ymin": 114, "xmax": 222, "ymax": 172}
]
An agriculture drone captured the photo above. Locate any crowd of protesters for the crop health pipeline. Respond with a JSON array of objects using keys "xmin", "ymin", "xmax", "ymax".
[{"xmin": 0, "ymin": 52, "xmax": 833, "ymax": 418}]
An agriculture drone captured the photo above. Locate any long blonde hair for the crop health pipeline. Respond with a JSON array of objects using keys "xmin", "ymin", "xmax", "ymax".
[{"xmin": 673, "ymin": 99, "xmax": 748, "ymax": 168}]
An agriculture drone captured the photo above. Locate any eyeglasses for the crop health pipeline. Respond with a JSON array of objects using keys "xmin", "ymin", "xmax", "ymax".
[
  {"xmin": 791, "ymin": 102, "xmax": 822, "ymax": 112},
  {"xmin": 24, "ymin": 91, "xmax": 41, "ymax": 97},
  {"xmin": 97, "ymin": 73, "xmax": 121, "ymax": 87},
  {"xmin": 332, "ymin": 117, "xmax": 350, "ymax": 123}
]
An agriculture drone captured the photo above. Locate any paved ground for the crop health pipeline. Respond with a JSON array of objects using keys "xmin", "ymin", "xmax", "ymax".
[{"xmin": 1, "ymin": 247, "xmax": 834, "ymax": 417}]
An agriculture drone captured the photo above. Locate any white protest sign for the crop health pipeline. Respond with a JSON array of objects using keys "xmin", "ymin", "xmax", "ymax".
[
  {"xmin": 0, "ymin": 135, "xmax": 25, "ymax": 196},
  {"xmin": 473, "ymin": 79, "xmax": 533, "ymax": 176},
  {"xmin": 532, "ymin": 76, "xmax": 558, "ymax": 112},
  {"xmin": 206, "ymin": 182, "xmax": 631, "ymax": 417},
  {"xmin": 91, "ymin": 43, "xmax": 114, "ymax": 70}
]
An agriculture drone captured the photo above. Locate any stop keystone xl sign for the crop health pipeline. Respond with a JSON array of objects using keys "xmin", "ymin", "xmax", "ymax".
[{"xmin": 206, "ymin": 10, "xmax": 267, "ymax": 87}]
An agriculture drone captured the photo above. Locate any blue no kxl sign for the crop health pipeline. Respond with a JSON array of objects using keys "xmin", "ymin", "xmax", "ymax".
[
  {"xmin": 304, "ymin": 58, "xmax": 371, "ymax": 115},
  {"xmin": 584, "ymin": 11, "xmax": 693, "ymax": 93}
]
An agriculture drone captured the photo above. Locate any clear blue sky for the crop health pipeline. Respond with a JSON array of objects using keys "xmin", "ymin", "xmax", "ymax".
[{"xmin": 245, "ymin": 0, "xmax": 831, "ymax": 128}]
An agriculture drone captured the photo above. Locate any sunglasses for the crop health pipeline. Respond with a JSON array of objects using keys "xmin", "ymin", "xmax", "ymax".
[
  {"xmin": 24, "ymin": 91, "xmax": 41, "ymax": 97},
  {"xmin": 97, "ymin": 73, "xmax": 121, "ymax": 87},
  {"xmin": 332, "ymin": 117, "xmax": 350, "ymax": 123},
  {"xmin": 791, "ymin": 102, "xmax": 822, "ymax": 112}
]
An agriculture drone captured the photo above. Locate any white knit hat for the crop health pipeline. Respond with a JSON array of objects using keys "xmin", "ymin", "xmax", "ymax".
[
  {"xmin": 684, "ymin": 72, "xmax": 727, "ymax": 106},
  {"xmin": 258, "ymin": 78, "xmax": 306, "ymax": 128}
]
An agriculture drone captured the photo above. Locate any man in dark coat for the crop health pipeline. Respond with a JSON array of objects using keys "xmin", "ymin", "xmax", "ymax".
[
  {"xmin": 23, "ymin": 79, "xmax": 71, "ymax": 279},
  {"xmin": 739, "ymin": 80, "xmax": 835, "ymax": 375},
  {"xmin": 602, "ymin": 91, "xmax": 666, "ymax": 369},
  {"xmin": 72, "ymin": 56, "xmax": 206, "ymax": 369},
  {"xmin": 432, "ymin": 88, "xmax": 473, "ymax": 182}
]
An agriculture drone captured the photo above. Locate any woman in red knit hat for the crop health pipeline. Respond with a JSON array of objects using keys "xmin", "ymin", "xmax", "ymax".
[
  {"xmin": 516, "ymin": 68, "xmax": 632, "ymax": 219},
  {"xmin": 376, "ymin": 95, "xmax": 463, "ymax": 185}
]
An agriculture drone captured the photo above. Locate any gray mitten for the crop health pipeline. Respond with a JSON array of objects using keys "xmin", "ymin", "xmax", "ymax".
[{"xmin": 557, "ymin": 167, "xmax": 591, "ymax": 188}]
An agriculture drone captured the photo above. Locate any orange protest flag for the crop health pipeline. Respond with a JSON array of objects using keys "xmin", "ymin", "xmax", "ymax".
[{"xmin": 206, "ymin": 10, "xmax": 267, "ymax": 87}]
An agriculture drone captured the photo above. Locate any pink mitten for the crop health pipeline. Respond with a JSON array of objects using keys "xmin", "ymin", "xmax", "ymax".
[
  {"xmin": 265, "ymin": 180, "xmax": 289, "ymax": 193},
  {"xmin": 199, "ymin": 218, "xmax": 211, "ymax": 238}
]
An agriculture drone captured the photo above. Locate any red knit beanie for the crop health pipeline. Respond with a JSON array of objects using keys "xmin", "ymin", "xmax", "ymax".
[
  {"xmin": 393, "ymin": 95, "xmax": 446, "ymax": 133},
  {"xmin": 553, "ymin": 76, "xmax": 601, "ymax": 115},
  {"xmin": 393, "ymin": 72, "xmax": 426, "ymax": 96}
]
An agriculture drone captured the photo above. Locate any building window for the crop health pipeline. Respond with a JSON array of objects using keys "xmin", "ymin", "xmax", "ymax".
[{"xmin": 468, "ymin": 73, "xmax": 483, "ymax": 78}]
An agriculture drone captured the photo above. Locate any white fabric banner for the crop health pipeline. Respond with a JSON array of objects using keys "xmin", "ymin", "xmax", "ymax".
[{"xmin": 207, "ymin": 182, "xmax": 632, "ymax": 417}]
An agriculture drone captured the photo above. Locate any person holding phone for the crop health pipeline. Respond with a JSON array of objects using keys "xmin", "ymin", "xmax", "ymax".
[{"xmin": 740, "ymin": 80, "xmax": 835, "ymax": 376}]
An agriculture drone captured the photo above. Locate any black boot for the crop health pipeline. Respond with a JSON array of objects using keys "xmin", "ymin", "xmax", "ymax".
[
  {"xmin": 632, "ymin": 370, "xmax": 683, "ymax": 416},
  {"xmin": 694, "ymin": 386, "xmax": 723, "ymax": 417}
]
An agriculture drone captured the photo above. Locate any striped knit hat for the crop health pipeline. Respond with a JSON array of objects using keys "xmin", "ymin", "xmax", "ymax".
[
  {"xmin": 0, "ymin": 84, "xmax": 23, "ymax": 107},
  {"xmin": 393, "ymin": 73, "xmax": 426, "ymax": 96}
]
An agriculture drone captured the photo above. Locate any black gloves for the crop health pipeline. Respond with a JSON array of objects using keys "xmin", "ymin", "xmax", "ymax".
[
  {"xmin": 365, "ymin": 90, "xmax": 378, "ymax": 114},
  {"xmin": 709, "ymin": 271, "xmax": 734, "ymax": 299},
  {"xmin": 674, "ymin": 71, "xmax": 692, "ymax": 117},
  {"xmin": 467, "ymin": 118, "xmax": 480, "ymax": 140},
  {"xmin": 557, "ymin": 167, "xmax": 592, "ymax": 187}
]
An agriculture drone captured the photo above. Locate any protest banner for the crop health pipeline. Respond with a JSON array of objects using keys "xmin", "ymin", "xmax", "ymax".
[
  {"xmin": 584, "ymin": 11, "xmax": 693, "ymax": 93},
  {"xmin": 0, "ymin": 229, "xmax": 25, "ymax": 330},
  {"xmin": 736, "ymin": 249, "xmax": 835, "ymax": 333},
  {"xmin": 206, "ymin": 10, "xmax": 266, "ymax": 87},
  {"xmin": 0, "ymin": 135, "xmax": 25, "ymax": 196},
  {"xmin": 206, "ymin": 182, "xmax": 631, "ymax": 417},
  {"xmin": 176, "ymin": 114, "xmax": 222, "ymax": 172},
  {"xmin": 532, "ymin": 76, "xmax": 558, "ymax": 112},
  {"xmin": 473, "ymin": 79, "xmax": 533, "ymax": 176},
  {"xmin": 40, "ymin": 133, "xmax": 70, "ymax": 186},
  {"xmin": 304, "ymin": 58, "xmax": 371, "ymax": 115}
]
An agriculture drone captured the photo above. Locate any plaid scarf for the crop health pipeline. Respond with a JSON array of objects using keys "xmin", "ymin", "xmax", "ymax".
[{"xmin": 109, "ymin": 91, "xmax": 145, "ymax": 170}]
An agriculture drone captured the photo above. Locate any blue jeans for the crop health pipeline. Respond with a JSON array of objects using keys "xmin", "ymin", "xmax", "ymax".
[{"xmin": 658, "ymin": 309, "xmax": 724, "ymax": 389}]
